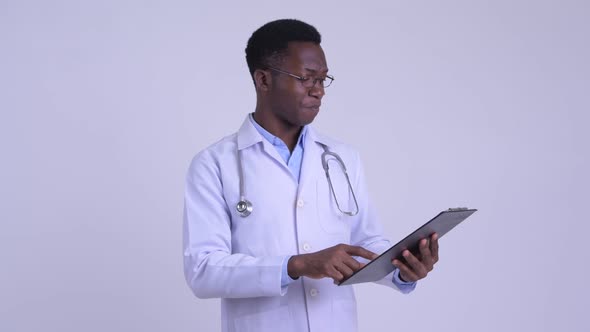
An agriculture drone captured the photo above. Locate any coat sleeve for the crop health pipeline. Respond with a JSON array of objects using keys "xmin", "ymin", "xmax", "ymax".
[
  {"xmin": 182, "ymin": 150, "xmax": 286, "ymax": 299},
  {"xmin": 347, "ymin": 150, "xmax": 417, "ymax": 293}
]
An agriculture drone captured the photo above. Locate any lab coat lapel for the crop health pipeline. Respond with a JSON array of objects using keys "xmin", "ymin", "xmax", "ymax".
[
  {"xmin": 236, "ymin": 115, "xmax": 295, "ymax": 179},
  {"xmin": 298, "ymin": 126, "xmax": 331, "ymax": 194}
]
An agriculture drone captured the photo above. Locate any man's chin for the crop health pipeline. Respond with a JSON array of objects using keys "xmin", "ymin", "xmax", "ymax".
[{"xmin": 299, "ymin": 108, "xmax": 320, "ymax": 125}]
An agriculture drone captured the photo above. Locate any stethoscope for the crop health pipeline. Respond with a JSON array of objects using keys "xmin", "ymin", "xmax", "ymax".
[{"xmin": 236, "ymin": 145, "xmax": 359, "ymax": 218}]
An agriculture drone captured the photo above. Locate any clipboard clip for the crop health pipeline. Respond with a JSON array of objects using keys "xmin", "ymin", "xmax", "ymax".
[{"xmin": 448, "ymin": 207, "xmax": 469, "ymax": 211}]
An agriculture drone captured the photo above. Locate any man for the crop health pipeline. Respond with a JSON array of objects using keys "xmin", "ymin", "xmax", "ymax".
[{"xmin": 183, "ymin": 19, "xmax": 439, "ymax": 332}]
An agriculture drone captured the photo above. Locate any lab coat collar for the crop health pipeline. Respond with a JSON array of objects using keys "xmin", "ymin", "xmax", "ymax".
[
  {"xmin": 236, "ymin": 114, "xmax": 335, "ymax": 150},
  {"xmin": 305, "ymin": 125, "xmax": 334, "ymax": 150},
  {"xmin": 237, "ymin": 115, "xmax": 263, "ymax": 150}
]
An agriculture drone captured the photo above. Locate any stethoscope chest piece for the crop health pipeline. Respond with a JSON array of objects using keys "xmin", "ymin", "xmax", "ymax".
[{"xmin": 236, "ymin": 199, "xmax": 253, "ymax": 217}]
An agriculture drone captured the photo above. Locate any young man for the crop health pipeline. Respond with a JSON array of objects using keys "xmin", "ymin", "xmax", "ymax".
[{"xmin": 183, "ymin": 19, "xmax": 439, "ymax": 332}]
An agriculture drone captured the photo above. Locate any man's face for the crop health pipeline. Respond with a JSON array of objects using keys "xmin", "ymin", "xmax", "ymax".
[{"xmin": 267, "ymin": 41, "xmax": 328, "ymax": 128}]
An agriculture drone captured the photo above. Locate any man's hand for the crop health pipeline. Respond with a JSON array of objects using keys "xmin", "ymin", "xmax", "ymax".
[
  {"xmin": 392, "ymin": 233, "xmax": 439, "ymax": 282},
  {"xmin": 287, "ymin": 244, "xmax": 378, "ymax": 283}
]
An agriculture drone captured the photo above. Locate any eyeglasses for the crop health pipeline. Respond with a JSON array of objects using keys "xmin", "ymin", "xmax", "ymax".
[{"xmin": 266, "ymin": 66, "xmax": 334, "ymax": 89}]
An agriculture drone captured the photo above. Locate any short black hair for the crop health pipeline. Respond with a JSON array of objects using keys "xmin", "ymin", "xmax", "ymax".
[{"xmin": 245, "ymin": 19, "xmax": 322, "ymax": 84}]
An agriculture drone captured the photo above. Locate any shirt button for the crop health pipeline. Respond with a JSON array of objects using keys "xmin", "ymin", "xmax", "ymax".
[
  {"xmin": 302, "ymin": 243, "xmax": 311, "ymax": 252},
  {"xmin": 297, "ymin": 199, "xmax": 305, "ymax": 208},
  {"xmin": 309, "ymin": 288, "xmax": 318, "ymax": 297}
]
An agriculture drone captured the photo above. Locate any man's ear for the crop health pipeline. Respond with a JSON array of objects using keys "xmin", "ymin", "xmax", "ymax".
[{"xmin": 253, "ymin": 69, "xmax": 271, "ymax": 92}]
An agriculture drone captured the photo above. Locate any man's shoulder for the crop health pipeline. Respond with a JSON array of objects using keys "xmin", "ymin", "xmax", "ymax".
[{"xmin": 188, "ymin": 133, "xmax": 238, "ymax": 169}]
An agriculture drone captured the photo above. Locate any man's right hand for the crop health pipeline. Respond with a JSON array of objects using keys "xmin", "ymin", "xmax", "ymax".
[{"xmin": 287, "ymin": 244, "xmax": 378, "ymax": 283}]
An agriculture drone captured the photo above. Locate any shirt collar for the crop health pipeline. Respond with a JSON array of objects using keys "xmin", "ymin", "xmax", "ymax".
[
  {"xmin": 248, "ymin": 113, "xmax": 308, "ymax": 149},
  {"xmin": 236, "ymin": 114, "xmax": 332, "ymax": 150}
]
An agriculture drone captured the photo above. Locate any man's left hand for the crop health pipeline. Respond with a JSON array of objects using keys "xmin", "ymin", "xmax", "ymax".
[{"xmin": 391, "ymin": 233, "xmax": 439, "ymax": 282}]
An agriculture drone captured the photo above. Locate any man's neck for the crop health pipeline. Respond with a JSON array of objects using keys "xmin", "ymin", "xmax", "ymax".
[{"xmin": 252, "ymin": 111, "xmax": 302, "ymax": 152}]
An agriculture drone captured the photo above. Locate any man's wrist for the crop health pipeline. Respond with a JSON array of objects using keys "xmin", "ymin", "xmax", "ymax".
[
  {"xmin": 398, "ymin": 270, "xmax": 408, "ymax": 282},
  {"xmin": 287, "ymin": 255, "xmax": 302, "ymax": 279},
  {"xmin": 393, "ymin": 268, "xmax": 415, "ymax": 286}
]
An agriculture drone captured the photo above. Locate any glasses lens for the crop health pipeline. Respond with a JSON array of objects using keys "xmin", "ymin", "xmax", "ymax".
[{"xmin": 304, "ymin": 76, "xmax": 334, "ymax": 89}]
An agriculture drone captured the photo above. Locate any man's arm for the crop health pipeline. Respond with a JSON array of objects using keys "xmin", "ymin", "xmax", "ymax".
[
  {"xmin": 286, "ymin": 244, "xmax": 377, "ymax": 282},
  {"xmin": 183, "ymin": 152, "xmax": 286, "ymax": 299}
]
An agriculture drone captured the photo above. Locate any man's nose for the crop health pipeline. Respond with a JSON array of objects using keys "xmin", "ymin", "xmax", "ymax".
[{"xmin": 309, "ymin": 83, "xmax": 325, "ymax": 99}]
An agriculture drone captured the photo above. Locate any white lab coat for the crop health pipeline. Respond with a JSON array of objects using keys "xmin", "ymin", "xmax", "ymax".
[{"xmin": 183, "ymin": 116, "xmax": 403, "ymax": 332}]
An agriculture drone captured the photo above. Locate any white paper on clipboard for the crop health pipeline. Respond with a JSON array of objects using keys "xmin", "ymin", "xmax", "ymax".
[{"xmin": 339, "ymin": 208, "xmax": 477, "ymax": 286}]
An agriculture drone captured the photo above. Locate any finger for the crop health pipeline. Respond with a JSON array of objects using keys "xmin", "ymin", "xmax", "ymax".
[
  {"xmin": 343, "ymin": 245, "xmax": 378, "ymax": 261},
  {"xmin": 335, "ymin": 262, "xmax": 355, "ymax": 278},
  {"xmin": 326, "ymin": 266, "xmax": 344, "ymax": 282},
  {"xmin": 333, "ymin": 263, "xmax": 362, "ymax": 285},
  {"xmin": 392, "ymin": 259, "xmax": 419, "ymax": 282},
  {"xmin": 341, "ymin": 255, "xmax": 363, "ymax": 272},
  {"xmin": 430, "ymin": 233, "xmax": 439, "ymax": 263},
  {"xmin": 402, "ymin": 250, "xmax": 428, "ymax": 278},
  {"xmin": 418, "ymin": 239, "xmax": 434, "ymax": 271}
]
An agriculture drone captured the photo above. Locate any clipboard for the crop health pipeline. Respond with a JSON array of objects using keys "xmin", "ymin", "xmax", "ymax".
[{"xmin": 339, "ymin": 208, "xmax": 477, "ymax": 286}]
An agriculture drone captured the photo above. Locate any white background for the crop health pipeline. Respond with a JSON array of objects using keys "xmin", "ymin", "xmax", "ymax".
[{"xmin": 1, "ymin": 1, "xmax": 588, "ymax": 331}]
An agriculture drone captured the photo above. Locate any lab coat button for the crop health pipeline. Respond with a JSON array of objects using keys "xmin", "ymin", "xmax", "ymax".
[
  {"xmin": 297, "ymin": 199, "xmax": 305, "ymax": 208},
  {"xmin": 309, "ymin": 288, "xmax": 318, "ymax": 297},
  {"xmin": 302, "ymin": 243, "xmax": 311, "ymax": 252}
]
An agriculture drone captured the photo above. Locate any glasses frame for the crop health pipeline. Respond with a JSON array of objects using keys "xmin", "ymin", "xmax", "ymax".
[{"xmin": 266, "ymin": 66, "xmax": 334, "ymax": 89}]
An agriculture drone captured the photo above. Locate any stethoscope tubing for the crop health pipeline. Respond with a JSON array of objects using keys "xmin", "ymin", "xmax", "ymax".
[
  {"xmin": 236, "ymin": 145, "xmax": 359, "ymax": 217},
  {"xmin": 236, "ymin": 149, "xmax": 253, "ymax": 217}
]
